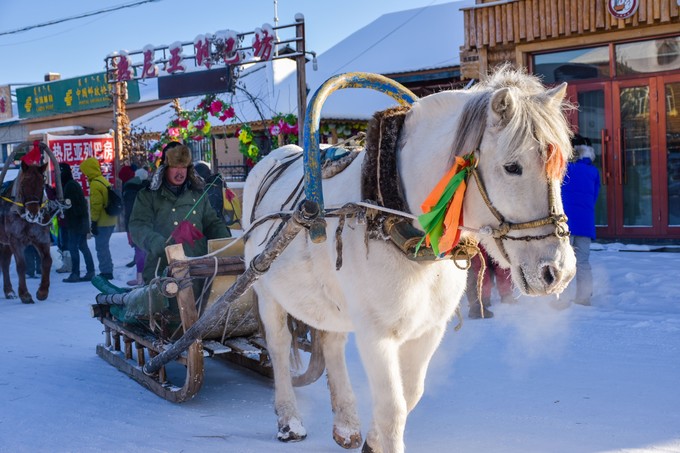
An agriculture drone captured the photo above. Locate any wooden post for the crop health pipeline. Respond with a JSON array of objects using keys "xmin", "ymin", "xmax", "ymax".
[{"xmin": 295, "ymin": 14, "xmax": 307, "ymax": 146}]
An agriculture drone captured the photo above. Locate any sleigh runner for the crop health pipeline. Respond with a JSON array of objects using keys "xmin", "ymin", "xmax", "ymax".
[{"xmin": 91, "ymin": 236, "xmax": 324, "ymax": 403}]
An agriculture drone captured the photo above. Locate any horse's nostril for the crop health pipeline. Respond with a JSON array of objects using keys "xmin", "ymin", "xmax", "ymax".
[{"xmin": 541, "ymin": 264, "xmax": 557, "ymax": 287}]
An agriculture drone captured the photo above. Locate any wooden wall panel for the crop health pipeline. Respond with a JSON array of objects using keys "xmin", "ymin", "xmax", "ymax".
[{"xmin": 463, "ymin": 0, "xmax": 680, "ymax": 51}]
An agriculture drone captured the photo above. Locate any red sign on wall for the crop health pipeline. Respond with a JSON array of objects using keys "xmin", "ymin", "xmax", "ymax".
[{"xmin": 46, "ymin": 134, "xmax": 115, "ymax": 195}]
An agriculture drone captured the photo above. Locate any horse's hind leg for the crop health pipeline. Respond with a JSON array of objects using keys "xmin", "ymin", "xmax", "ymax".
[
  {"xmin": 35, "ymin": 242, "xmax": 52, "ymax": 300},
  {"xmin": 321, "ymin": 330, "xmax": 362, "ymax": 449},
  {"xmin": 0, "ymin": 245, "xmax": 16, "ymax": 299},
  {"xmin": 258, "ymin": 289, "xmax": 307, "ymax": 442}
]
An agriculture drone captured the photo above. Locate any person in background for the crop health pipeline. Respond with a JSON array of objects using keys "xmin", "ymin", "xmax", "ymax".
[
  {"xmin": 23, "ymin": 246, "xmax": 40, "ymax": 278},
  {"xmin": 129, "ymin": 143, "xmax": 229, "ymax": 284},
  {"xmin": 465, "ymin": 244, "xmax": 514, "ymax": 319},
  {"xmin": 562, "ymin": 134, "xmax": 601, "ymax": 306},
  {"xmin": 194, "ymin": 161, "xmax": 241, "ymax": 229},
  {"xmin": 120, "ymin": 165, "xmax": 149, "ymax": 286},
  {"xmin": 59, "ymin": 163, "xmax": 95, "ymax": 283},
  {"xmin": 80, "ymin": 157, "xmax": 117, "ymax": 280}
]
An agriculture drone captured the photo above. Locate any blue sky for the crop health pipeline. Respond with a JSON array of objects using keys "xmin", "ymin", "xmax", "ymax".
[{"xmin": 0, "ymin": 0, "xmax": 451, "ymax": 86}]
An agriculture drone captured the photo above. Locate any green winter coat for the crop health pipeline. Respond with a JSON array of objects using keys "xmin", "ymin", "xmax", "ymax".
[
  {"xmin": 129, "ymin": 176, "xmax": 230, "ymax": 283},
  {"xmin": 80, "ymin": 157, "xmax": 117, "ymax": 227}
]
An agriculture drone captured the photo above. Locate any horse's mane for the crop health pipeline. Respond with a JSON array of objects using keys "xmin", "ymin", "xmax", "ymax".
[{"xmin": 450, "ymin": 64, "xmax": 573, "ymax": 180}]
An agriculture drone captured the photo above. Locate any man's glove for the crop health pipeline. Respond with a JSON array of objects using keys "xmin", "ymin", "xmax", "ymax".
[{"xmin": 91, "ymin": 221, "xmax": 98, "ymax": 236}]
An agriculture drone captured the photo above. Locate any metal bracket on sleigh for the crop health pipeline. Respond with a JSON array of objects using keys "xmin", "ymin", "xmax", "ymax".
[{"xmin": 116, "ymin": 73, "xmax": 418, "ymax": 398}]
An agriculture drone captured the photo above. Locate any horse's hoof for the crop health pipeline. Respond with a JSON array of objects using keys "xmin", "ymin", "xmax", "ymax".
[
  {"xmin": 362, "ymin": 440, "xmax": 376, "ymax": 453},
  {"xmin": 5, "ymin": 291, "xmax": 16, "ymax": 299},
  {"xmin": 333, "ymin": 426, "xmax": 362, "ymax": 449},
  {"xmin": 21, "ymin": 297, "xmax": 34, "ymax": 304},
  {"xmin": 277, "ymin": 420, "xmax": 307, "ymax": 442},
  {"xmin": 36, "ymin": 290, "xmax": 48, "ymax": 301}
]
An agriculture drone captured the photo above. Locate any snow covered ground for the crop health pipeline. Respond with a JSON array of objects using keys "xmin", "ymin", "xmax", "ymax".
[{"xmin": 1, "ymin": 232, "xmax": 679, "ymax": 453}]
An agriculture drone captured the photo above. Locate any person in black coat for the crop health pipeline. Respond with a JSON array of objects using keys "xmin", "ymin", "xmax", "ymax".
[
  {"xmin": 60, "ymin": 163, "xmax": 95, "ymax": 282},
  {"xmin": 120, "ymin": 166, "xmax": 149, "ymax": 286}
]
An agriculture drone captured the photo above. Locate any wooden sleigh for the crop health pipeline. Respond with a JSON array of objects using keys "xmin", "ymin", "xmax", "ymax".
[{"xmin": 91, "ymin": 238, "xmax": 321, "ymax": 403}]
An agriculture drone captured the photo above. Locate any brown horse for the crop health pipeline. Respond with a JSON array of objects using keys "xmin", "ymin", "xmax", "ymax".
[{"xmin": 0, "ymin": 142, "xmax": 66, "ymax": 304}]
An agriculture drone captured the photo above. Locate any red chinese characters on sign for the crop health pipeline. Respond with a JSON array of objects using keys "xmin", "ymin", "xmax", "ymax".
[
  {"xmin": 115, "ymin": 52, "xmax": 134, "ymax": 82},
  {"xmin": 215, "ymin": 29, "xmax": 242, "ymax": 64},
  {"xmin": 0, "ymin": 97, "xmax": 5, "ymax": 113},
  {"xmin": 166, "ymin": 42, "xmax": 186, "ymax": 74},
  {"xmin": 47, "ymin": 134, "xmax": 115, "ymax": 195},
  {"xmin": 252, "ymin": 24, "xmax": 274, "ymax": 61},
  {"xmin": 141, "ymin": 45, "xmax": 159, "ymax": 79},
  {"xmin": 194, "ymin": 34, "xmax": 212, "ymax": 69}
]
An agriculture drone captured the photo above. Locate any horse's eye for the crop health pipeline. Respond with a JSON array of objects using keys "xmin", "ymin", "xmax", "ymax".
[{"xmin": 504, "ymin": 163, "xmax": 522, "ymax": 175}]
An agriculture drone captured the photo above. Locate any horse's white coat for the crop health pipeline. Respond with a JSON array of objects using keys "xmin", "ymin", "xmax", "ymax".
[{"xmin": 243, "ymin": 68, "xmax": 576, "ymax": 453}]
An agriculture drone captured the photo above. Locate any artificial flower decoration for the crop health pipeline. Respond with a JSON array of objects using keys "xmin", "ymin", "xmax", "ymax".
[{"xmin": 416, "ymin": 154, "xmax": 476, "ymax": 257}]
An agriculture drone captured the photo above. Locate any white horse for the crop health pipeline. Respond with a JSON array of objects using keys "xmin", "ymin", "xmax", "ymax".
[{"xmin": 242, "ymin": 66, "xmax": 577, "ymax": 453}]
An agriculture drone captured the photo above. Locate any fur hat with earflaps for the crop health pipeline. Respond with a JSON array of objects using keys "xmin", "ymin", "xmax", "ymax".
[
  {"xmin": 149, "ymin": 142, "xmax": 204, "ymax": 191},
  {"xmin": 162, "ymin": 142, "xmax": 192, "ymax": 167}
]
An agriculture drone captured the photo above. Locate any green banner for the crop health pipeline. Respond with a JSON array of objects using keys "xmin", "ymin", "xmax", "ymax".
[{"xmin": 16, "ymin": 72, "xmax": 140, "ymax": 119}]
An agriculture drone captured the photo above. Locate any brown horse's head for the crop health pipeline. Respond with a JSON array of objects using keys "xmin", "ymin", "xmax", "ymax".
[{"xmin": 18, "ymin": 161, "xmax": 47, "ymax": 217}]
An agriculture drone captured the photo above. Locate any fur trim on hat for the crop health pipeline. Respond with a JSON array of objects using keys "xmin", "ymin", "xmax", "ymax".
[
  {"xmin": 575, "ymin": 145, "xmax": 595, "ymax": 162},
  {"xmin": 165, "ymin": 144, "xmax": 192, "ymax": 167},
  {"xmin": 149, "ymin": 164, "xmax": 205, "ymax": 192}
]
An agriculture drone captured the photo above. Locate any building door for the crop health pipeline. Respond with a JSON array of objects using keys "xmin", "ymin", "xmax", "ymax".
[{"xmin": 570, "ymin": 75, "xmax": 680, "ymax": 240}]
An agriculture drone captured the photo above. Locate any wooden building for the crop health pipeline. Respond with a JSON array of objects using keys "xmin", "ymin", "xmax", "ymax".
[{"xmin": 460, "ymin": 0, "xmax": 680, "ymax": 241}]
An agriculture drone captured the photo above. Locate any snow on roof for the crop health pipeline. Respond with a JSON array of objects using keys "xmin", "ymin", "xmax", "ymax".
[
  {"xmin": 28, "ymin": 125, "xmax": 88, "ymax": 136},
  {"xmin": 310, "ymin": 0, "xmax": 473, "ymax": 78},
  {"xmin": 301, "ymin": 0, "xmax": 474, "ymax": 120}
]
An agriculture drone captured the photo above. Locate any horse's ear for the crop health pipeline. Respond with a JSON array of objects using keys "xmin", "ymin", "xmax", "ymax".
[
  {"xmin": 21, "ymin": 160, "xmax": 28, "ymax": 172},
  {"xmin": 544, "ymin": 82, "xmax": 568, "ymax": 107},
  {"xmin": 490, "ymin": 87, "xmax": 515, "ymax": 127},
  {"xmin": 39, "ymin": 163, "xmax": 48, "ymax": 173}
]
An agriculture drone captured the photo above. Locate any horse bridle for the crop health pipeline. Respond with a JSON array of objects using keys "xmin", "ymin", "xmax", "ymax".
[{"xmin": 468, "ymin": 157, "xmax": 570, "ymax": 264}]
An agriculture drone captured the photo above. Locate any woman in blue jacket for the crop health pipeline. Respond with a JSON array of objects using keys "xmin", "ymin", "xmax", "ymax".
[{"xmin": 562, "ymin": 134, "xmax": 601, "ymax": 306}]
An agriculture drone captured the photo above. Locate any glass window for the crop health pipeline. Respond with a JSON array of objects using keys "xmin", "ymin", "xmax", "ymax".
[
  {"xmin": 666, "ymin": 82, "xmax": 680, "ymax": 226},
  {"xmin": 533, "ymin": 47, "xmax": 610, "ymax": 84},
  {"xmin": 616, "ymin": 36, "xmax": 680, "ymax": 76}
]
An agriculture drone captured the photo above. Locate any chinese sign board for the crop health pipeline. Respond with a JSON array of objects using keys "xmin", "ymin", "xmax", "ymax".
[
  {"xmin": 16, "ymin": 73, "xmax": 140, "ymax": 119},
  {"xmin": 0, "ymin": 85, "xmax": 13, "ymax": 121},
  {"xmin": 46, "ymin": 134, "xmax": 115, "ymax": 195},
  {"xmin": 106, "ymin": 23, "xmax": 277, "ymax": 84},
  {"xmin": 157, "ymin": 66, "xmax": 234, "ymax": 99}
]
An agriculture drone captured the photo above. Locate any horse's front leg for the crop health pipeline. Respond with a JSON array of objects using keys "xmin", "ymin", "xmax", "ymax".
[
  {"xmin": 35, "ymin": 243, "xmax": 52, "ymax": 300},
  {"xmin": 11, "ymin": 245, "xmax": 32, "ymax": 304},
  {"xmin": 257, "ymin": 287, "xmax": 307, "ymax": 442},
  {"xmin": 320, "ymin": 330, "xmax": 362, "ymax": 449},
  {"xmin": 399, "ymin": 323, "xmax": 447, "ymax": 413},
  {"xmin": 355, "ymin": 333, "xmax": 406, "ymax": 453},
  {"xmin": 0, "ymin": 245, "xmax": 15, "ymax": 299}
]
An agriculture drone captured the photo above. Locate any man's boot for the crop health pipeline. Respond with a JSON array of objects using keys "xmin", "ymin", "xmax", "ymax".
[
  {"xmin": 56, "ymin": 251, "xmax": 72, "ymax": 274},
  {"xmin": 468, "ymin": 298, "xmax": 494, "ymax": 319}
]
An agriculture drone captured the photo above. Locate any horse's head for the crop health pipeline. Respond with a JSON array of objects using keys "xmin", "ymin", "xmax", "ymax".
[
  {"xmin": 459, "ymin": 67, "xmax": 576, "ymax": 296},
  {"xmin": 18, "ymin": 161, "xmax": 47, "ymax": 218}
]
